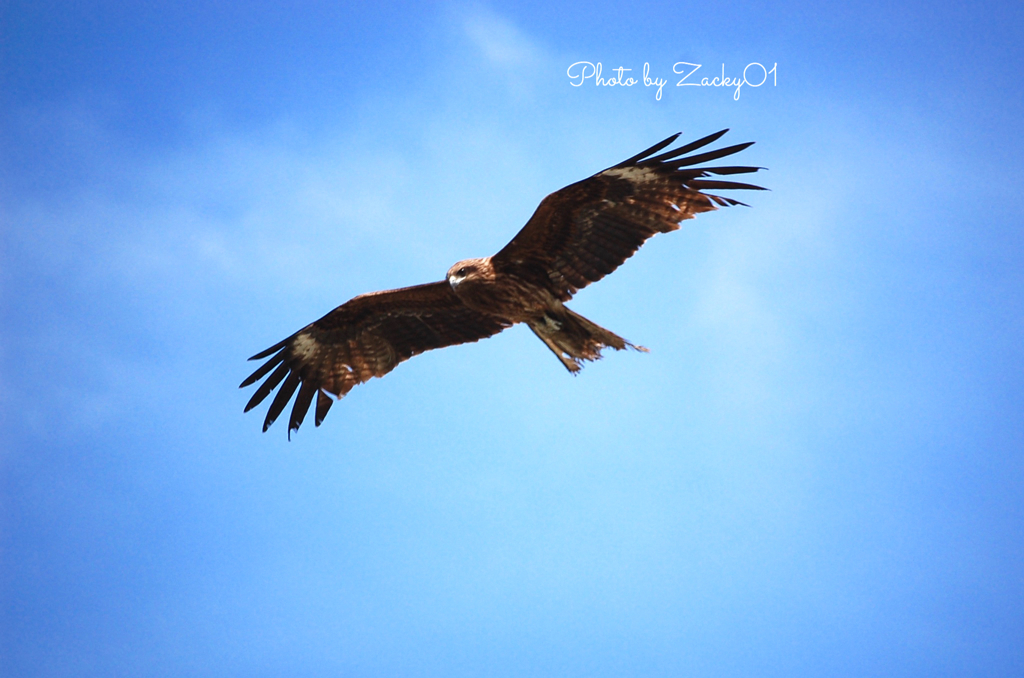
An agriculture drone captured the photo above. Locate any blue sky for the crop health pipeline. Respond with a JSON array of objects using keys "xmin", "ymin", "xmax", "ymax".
[{"xmin": 2, "ymin": 1, "xmax": 1023, "ymax": 676}]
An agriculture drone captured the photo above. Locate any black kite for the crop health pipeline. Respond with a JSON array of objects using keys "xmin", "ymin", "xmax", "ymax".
[{"xmin": 241, "ymin": 130, "xmax": 765, "ymax": 435}]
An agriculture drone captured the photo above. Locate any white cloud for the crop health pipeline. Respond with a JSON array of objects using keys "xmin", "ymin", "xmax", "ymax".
[{"xmin": 462, "ymin": 9, "xmax": 542, "ymax": 68}]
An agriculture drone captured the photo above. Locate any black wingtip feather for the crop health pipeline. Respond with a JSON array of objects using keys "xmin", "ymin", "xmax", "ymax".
[
  {"xmin": 315, "ymin": 390, "xmax": 333, "ymax": 426},
  {"xmin": 263, "ymin": 371, "xmax": 300, "ymax": 432},
  {"xmin": 646, "ymin": 128, "xmax": 730, "ymax": 164},
  {"xmin": 239, "ymin": 351, "xmax": 286, "ymax": 388},
  {"xmin": 688, "ymin": 179, "xmax": 767, "ymax": 192},
  {"xmin": 708, "ymin": 195, "xmax": 750, "ymax": 207},
  {"xmin": 249, "ymin": 337, "xmax": 291, "ymax": 361},
  {"xmin": 614, "ymin": 132, "xmax": 681, "ymax": 168},
  {"xmin": 288, "ymin": 381, "xmax": 316, "ymax": 436},
  {"xmin": 666, "ymin": 142, "xmax": 756, "ymax": 169},
  {"xmin": 701, "ymin": 166, "xmax": 765, "ymax": 176},
  {"xmin": 244, "ymin": 361, "xmax": 290, "ymax": 412}
]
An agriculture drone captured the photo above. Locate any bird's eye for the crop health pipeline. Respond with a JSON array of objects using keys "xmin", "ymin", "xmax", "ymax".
[{"xmin": 457, "ymin": 268, "xmax": 467, "ymax": 276}]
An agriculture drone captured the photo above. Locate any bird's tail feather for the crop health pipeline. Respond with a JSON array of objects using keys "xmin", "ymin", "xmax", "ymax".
[{"xmin": 528, "ymin": 307, "xmax": 647, "ymax": 373}]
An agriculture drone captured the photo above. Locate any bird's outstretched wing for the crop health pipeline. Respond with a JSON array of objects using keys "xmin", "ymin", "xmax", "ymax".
[
  {"xmin": 492, "ymin": 129, "xmax": 765, "ymax": 300},
  {"xmin": 240, "ymin": 281, "xmax": 511, "ymax": 435}
]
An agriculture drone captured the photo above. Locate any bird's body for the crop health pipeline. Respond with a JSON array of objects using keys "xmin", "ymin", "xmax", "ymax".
[
  {"xmin": 241, "ymin": 130, "xmax": 765, "ymax": 435},
  {"xmin": 447, "ymin": 256, "xmax": 637, "ymax": 372}
]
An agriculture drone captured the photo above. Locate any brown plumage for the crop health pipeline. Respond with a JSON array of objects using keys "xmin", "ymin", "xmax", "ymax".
[{"xmin": 242, "ymin": 129, "xmax": 765, "ymax": 435}]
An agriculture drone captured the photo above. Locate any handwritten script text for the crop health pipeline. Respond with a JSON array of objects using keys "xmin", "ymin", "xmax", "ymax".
[{"xmin": 566, "ymin": 61, "xmax": 777, "ymax": 101}]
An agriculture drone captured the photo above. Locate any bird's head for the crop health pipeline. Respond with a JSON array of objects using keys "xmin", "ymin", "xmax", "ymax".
[{"xmin": 446, "ymin": 258, "xmax": 491, "ymax": 289}]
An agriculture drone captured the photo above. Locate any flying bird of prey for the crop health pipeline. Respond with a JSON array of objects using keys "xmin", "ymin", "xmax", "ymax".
[{"xmin": 242, "ymin": 129, "xmax": 765, "ymax": 435}]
